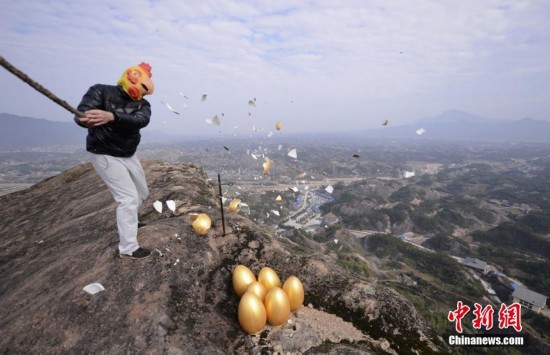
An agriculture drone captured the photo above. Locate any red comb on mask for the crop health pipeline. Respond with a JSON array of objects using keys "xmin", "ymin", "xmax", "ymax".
[{"xmin": 138, "ymin": 62, "xmax": 152, "ymax": 78}]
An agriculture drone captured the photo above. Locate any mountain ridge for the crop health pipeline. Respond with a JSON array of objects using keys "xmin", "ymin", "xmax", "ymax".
[
  {"xmin": 2, "ymin": 110, "xmax": 549, "ymax": 149},
  {"xmin": 0, "ymin": 113, "xmax": 84, "ymax": 149},
  {"xmin": 0, "ymin": 113, "xmax": 182, "ymax": 150},
  {"xmin": 0, "ymin": 161, "xmax": 441, "ymax": 353},
  {"xmin": 359, "ymin": 110, "xmax": 550, "ymax": 143},
  {"xmin": 414, "ymin": 109, "xmax": 499, "ymax": 123}
]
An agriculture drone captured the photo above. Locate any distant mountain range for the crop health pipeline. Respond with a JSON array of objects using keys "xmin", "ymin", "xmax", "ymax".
[
  {"xmin": 1, "ymin": 110, "xmax": 549, "ymax": 150},
  {"xmin": 0, "ymin": 113, "xmax": 182, "ymax": 150},
  {"xmin": 358, "ymin": 109, "xmax": 550, "ymax": 143},
  {"xmin": 0, "ymin": 113, "xmax": 84, "ymax": 150}
]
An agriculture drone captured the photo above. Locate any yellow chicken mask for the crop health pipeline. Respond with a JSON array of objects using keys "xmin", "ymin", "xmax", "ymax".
[{"xmin": 117, "ymin": 62, "xmax": 155, "ymax": 101}]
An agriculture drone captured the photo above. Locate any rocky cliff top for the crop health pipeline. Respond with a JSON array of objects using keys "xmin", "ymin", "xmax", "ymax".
[{"xmin": 0, "ymin": 161, "xmax": 442, "ymax": 354}]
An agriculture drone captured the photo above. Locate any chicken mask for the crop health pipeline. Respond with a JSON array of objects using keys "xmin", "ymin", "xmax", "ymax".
[{"xmin": 117, "ymin": 62, "xmax": 155, "ymax": 101}]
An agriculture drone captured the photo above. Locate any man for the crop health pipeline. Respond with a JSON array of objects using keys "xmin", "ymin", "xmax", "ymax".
[{"xmin": 74, "ymin": 62, "xmax": 155, "ymax": 259}]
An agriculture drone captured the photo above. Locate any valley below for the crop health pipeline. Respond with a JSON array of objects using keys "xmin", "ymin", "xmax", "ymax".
[{"xmin": 2, "ymin": 136, "xmax": 549, "ymax": 353}]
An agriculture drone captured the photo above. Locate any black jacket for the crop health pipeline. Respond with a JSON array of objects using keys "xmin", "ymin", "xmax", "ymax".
[{"xmin": 74, "ymin": 84, "xmax": 151, "ymax": 157}]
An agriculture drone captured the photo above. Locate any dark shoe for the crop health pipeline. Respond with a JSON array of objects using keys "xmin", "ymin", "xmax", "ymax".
[{"xmin": 119, "ymin": 247, "xmax": 151, "ymax": 259}]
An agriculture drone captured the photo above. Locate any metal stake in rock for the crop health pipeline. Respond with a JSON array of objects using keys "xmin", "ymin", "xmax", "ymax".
[{"xmin": 217, "ymin": 174, "xmax": 236, "ymax": 237}]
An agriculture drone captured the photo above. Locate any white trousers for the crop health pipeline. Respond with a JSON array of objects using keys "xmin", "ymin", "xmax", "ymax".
[{"xmin": 89, "ymin": 153, "xmax": 149, "ymax": 254}]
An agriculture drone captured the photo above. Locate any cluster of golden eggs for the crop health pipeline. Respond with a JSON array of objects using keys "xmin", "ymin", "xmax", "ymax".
[{"xmin": 233, "ymin": 265, "xmax": 304, "ymax": 334}]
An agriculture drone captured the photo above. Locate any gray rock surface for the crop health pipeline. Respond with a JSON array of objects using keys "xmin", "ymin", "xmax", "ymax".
[{"xmin": 0, "ymin": 161, "xmax": 442, "ymax": 354}]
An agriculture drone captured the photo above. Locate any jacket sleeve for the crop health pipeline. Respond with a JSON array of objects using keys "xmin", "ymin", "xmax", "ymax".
[
  {"xmin": 112, "ymin": 100, "xmax": 151, "ymax": 130},
  {"xmin": 74, "ymin": 84, "xmax": 104, "ymax": 128}
]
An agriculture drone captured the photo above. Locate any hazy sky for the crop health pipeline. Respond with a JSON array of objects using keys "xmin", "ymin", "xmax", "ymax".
[{"xmin": 2, "ymin": 0, "xmax": 549, "ymax": 136}]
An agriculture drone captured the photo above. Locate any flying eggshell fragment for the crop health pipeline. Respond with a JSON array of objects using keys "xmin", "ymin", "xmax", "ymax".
[
  {"xmin": 205, "ymin": 115, "xmax": 221, "ymax": 126},
  {"xmin": 166, "ymin": 200, "xmax": 176, "ymax": 212},
  {"xmin": 239, "ymin": 203, "xmax": 251, "ymax": 215},
  {"xmin": 287, "ymin": 149, "xmax": 297, "ymax": 159},
  {"xmin": 161, "ymin": 101, "xmax": 180, "ymax": 115},
  {"xmin": 153, "ymin": 200, "xmax": 163, "ymax": 213},
  {"xmin": 83, "ymin": 283, "xmax": 105, "ymax": 295}
]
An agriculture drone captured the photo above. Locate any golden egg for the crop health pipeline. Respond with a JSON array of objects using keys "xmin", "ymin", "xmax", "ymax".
[
  {"xmin": 257, "ymin": 267, "xmax": 281, "ymax": 292},
  {"xmin": 229, "ymin": 199, "xmax": 241, "ymax": 213},
  {"xmin": 282, "ymin": 276, "xmax": 304, "ymax": 311},
  {"xmin": 191, "ymin": 213, "xmax": 211, "ymax": 235},
  {"xmin": 275, "ymin": 121, "xmax": 282, "ymax": 131},
  {"xmin": 238, "ymin": 292, "xmax": 266, "ymax": 334},
  {"xmin": 233, "ymin": 265, "xmax": 256, "ymax": 297},
  {"xmin": 246, "ymin": 281, "xmax": 267, "ymax": 302},
  {"xmin": 263, "ymin": 157, "xmax": 272, "ymax": 175},
  {"xmin": 264, "ymin": 287, "xmax": 290, "ymax": 327}
]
